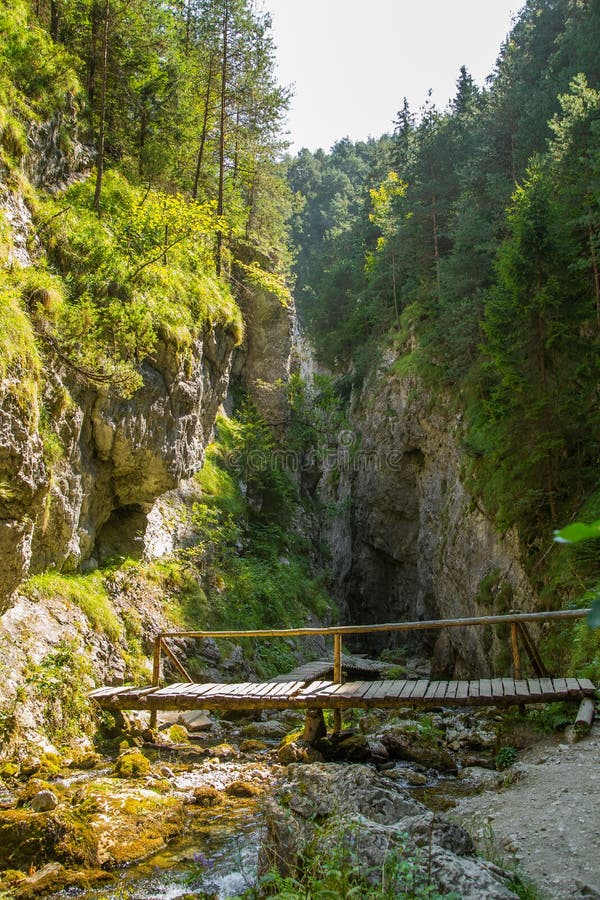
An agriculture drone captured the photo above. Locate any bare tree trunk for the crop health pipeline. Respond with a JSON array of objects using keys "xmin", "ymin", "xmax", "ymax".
[
  {"xmin": 93, "ymin": 0, "xmax": 110, "ymax": 213},
  {"xmin": 391, "ymin": 251, "xmax": 399, "ymax": 327},
  {"xmin": 192, "ymin": 54, "xmax": 214, "ymax": 201},
  {"xmin": 432, "ymin": 193, "xmax": 441, "ymax": 299},
  {"xmin": 50, "ymin": 0, "xmax": 60, "ymax": 40},
  {"xmin": 215, "ymin": 0, "xmax": 229, "ymax": 276},
  {"xmin": 587, "ymin": 221, "xmax": 600, "ymax": 329}
]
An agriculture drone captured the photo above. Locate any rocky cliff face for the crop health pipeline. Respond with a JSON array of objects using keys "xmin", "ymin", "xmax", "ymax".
[
  {"xmin": 320, "ymin": 357, "xmax": 536, "ymax": 677},
  {"xmin": 0, "ymin": 323, "xmax": 237, "ymax": 611}
]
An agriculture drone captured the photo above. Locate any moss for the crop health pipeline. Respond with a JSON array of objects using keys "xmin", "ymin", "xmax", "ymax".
[
  {"xmin": 76, "ymin": 782, "xmax": 185, "ymax": 867},
  {"xmin": 113, "ymin": 750, "xmax": 150, "ymax": 778},
  {"xmin": 279, "ymin": 729, "xmax": 303, "ymax": 747},
  {"xmin": 17, "ymin": 777, "xmax": 54, "ymax": 806},
  {"xmin": 224, "ymin": 780, "xmax": 263, "ymax": 798},
  {"xmin": 0, "ymin": 762, "xmax": 19, "ymax": 779},
  {"xmin": 0, "ymin": 273, "xmax": 41, "ymax": 411},
  {"xmin": 0, "ymin": 807, "xmax": 97, "ymax": 870},
  {"xmin": 239, "ymin": 739, "xmax": 267, "ymax": 753},
  {"xmin": 192, "ymin": 785, "xmax": 222, "ymax": 807},
  {"xmin": 163, "ymin": 724, "xmax": 190, "ymax": 745}
]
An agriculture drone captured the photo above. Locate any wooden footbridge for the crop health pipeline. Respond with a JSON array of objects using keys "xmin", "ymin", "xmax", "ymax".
[{"xmin": 90, "ymin": 609, "xmax": 597, "ymax": 731}]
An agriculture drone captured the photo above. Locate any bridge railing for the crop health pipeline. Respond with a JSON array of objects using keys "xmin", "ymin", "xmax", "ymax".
[{"xmin": 150, "ymin": 608, "xmax": 590, "ymax": 729}]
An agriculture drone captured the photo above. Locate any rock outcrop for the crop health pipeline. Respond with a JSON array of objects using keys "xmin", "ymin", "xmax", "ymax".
[
  {"xmin": 319, "ymin": 357, "xmax": 536, "ymax": 676},
  {"xmin": 260, "ymin": 763, "xmax": 518, "ymax": 899},
  {"xmin": 0, "ymin": 324, "xmax": 236, "ymax": 611}
]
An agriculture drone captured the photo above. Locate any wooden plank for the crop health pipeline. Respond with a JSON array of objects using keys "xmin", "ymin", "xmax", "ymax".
[
  {"xmin": 501, "ymin": 678, "xmax": 516, "ymax": 698},
  {"xmin": 490, "ymin": 678, "xmax": 504, "ymax": 699},
  {"xmin": 362, "ymin": 681, "xmax": 394, "ymax": 700},
  {"xmin": 330, "ymin": 681, "xmax": 370, "ymax": 697},
  {"xmin": 551, "ymin": 677, "xmax": 568, "ymax": 695},
  {"xmin": 424, "ymin": 681, "xmax": 440, "ymax": 699},
  {"xmin": 362, "ymin": 681, "xmax": 387, "ymax": 700},
  {"xmin": 152, "ymin": 682, "xmax": 194, "ymax": 696},
  {"xmin": 539, "ymin": 677, "xmax": 554, "ymax": 697},
  {"xmin": 514, "ymin": 680, "xmax": 530, "ymax": 699},
  {"xmin": 243, "ymin": 682, "xmax": 279, "ymax": 698},
  {"xmin": 232, "ymin": 683, "xmax": 262, "ymax": 697},
  {"xmin": 445, "ymin": 682, "xmax": 458, "ymax": 700},
  {"xmin": 468, "ymin": 680, "xmax": 480, "ymax": 699},
  {"xmin": 455, "ymin": 681, "xmax": 470, "ymax": 700},
  {"xmin": 410, "ymin": 679, "xmax": 430, "ymax": 700},
  {"xmin": 433, "ymin": 681, "xmax": 448, "ymax": 700},
  {"xmin": 383, "ymin": 680, "xmax": 404, "ymax": 698},
  {"xmin": 396, "ymin": 680, "xmax": 418, "ymax": 699},
  {"xmin": 478, "ymin": 679, "xmax": 492, "ymax": 699},
  {"xmin": 90, "ymin": 685, "xmax": 139, "ymax": 698},
  {"xmin": 577, "ymin": 678, "xmax": 596, "ymax": 694},
  {"xmin": 526, "ymin": 678, "xmax": 545, "ymax": 700},
  {"xmin": 275, "ymin": 681, "xmax": 306, "ymax": 698},
  {"xmin": 298, "ymin": 680, "xmax": 333, "ymax": 696},
  {"xmin": 564, "ymin": 677, "xmax": 582, "ymax": 696}
]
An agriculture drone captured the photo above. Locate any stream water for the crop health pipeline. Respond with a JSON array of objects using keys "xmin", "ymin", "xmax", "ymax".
[{"xmin": 44, "ymin": 754, "xmax": 473, "ymax": 900}]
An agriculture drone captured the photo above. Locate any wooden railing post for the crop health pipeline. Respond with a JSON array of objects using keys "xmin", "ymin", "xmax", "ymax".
[
  {"xmin": 149, "ymin": 636, "xmax": 162, "ymax": 730},
  {"xmin": 333, "ymin": 632, "xmax": 342, "ymax": 733},
  {"xmin": 510, "ymin": 621, "xmax": 525, "ymax": 715},
  {"xmin": 510, "ymin": 622, "xmax": 522, "ymax": 680}
]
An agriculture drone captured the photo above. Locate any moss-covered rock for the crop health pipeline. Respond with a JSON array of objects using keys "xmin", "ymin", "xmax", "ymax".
[
  {"xmin": 239, "ymin": 739, "xmax": 268, "ymax": 753},
  {"xmin": 164, "ymin": 724, "xmax": 190, "ymax": 744},
  {"xmin": 113, "ymin": 750, "xmax": 150, "ymax": 778},
  {"xmin": 224, "ymin": 780, "xmax": 263, "ymax": 798},
  {"xmin": 68, "ymin": 751, "xmax": 101, "ymax": 771},
  {"xmin": 192, "ymin": 785, "xmax": 222, "ymax": 807},
  {"xmin": 0, "ymin": 762, "xmax": 20, "ymax": 779},
  {"xmin": 0, "ymin": 807, "xmax": 98, "ymax": 870},
  {"xmin": 76, "ymin": 781, "xmax": 185, "ymax": 866}
]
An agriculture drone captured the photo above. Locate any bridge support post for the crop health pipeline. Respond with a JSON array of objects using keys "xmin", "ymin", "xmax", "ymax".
[
  {"xmin": 149, "ymin": 636, "xmax": 161, "ymax": 731},
  {"xmin": 333, "ymin": 633, "xmax": 342, "ymax": 734},
  {"xmin": 510, "ymin": 622, "xmax": 525, "ymax": 715}
]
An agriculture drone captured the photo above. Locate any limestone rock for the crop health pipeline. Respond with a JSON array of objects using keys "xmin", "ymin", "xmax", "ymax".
[
  {"xmin": 380, "ymin": 728, "xmax": 456, "ymax": 770},
  {"xmin": 319, "ymin": 366, "xmax": 536, "ymax": 674},
  {"xmin": 259, "ymin": 762, "xmax": 517, "ymax": 899},
  {"xmin": 30, "ymin": 790, "xmax": 58, "ymax": 812}
]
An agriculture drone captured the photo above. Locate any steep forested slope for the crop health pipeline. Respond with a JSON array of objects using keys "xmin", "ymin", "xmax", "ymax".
[
  {"xmin": 288, "ymin": 0, "xmax": 600, "ymax": 643},
  {"xmin": 0, "ymin": 0, "xmax": 335, "ymax": 752}
]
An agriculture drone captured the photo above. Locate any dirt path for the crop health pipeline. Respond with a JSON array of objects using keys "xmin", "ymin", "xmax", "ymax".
[{"xmin": 453, "ymin": 722, "xmax": 600, "ymax": 899}]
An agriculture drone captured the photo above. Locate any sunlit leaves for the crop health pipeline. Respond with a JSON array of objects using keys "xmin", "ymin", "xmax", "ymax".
[{"xmin": 554, "ymin": 520, "xmax": 600, "ymax": 544}]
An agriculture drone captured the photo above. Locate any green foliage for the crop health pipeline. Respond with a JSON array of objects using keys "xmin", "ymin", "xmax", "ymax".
[
  {"xmin": 147, "ymin": 406, "xmax": 333, "ymax": 674},
  {"xmin": 257, "ymin": 820, "xmax": 454, "ymax": 899},
  {"xmin": 23, "ymin": 571, "xmax": 122, "ymax": 641},
  {"xmin": 24, "ymin": 640, "xmax": 93, "ymax": 743},
  {"xmin": 35, "ymin": 171, "xmax": 243, "ymax": 395},
  {"xmin": 0, "ymin": 271, "xmax": 41, "ymax": 410},
  {"xmin": 526, "ymin": 701, "xmax": 575, "ymax": 735},
  {"xmin": 0, "ymin": 0, "xmax": 79, "ymax": 170},
  {"xmin": 495, "ymin": 746, "xmax": 517, "ymax": 770}
]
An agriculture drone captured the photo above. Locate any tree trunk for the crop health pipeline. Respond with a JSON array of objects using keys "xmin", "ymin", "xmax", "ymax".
[
  {"xmin": 215, "ymin": 0, "xmax": 229, "ymax": 276},
  {"xmin": 192, "ymin": 54, "xmax": 214, "ymax": 201},
  {"xmin": 93, "ymin": 0, "xmax": 110, "ymax": 213},
  {"xmin": 587, "ymin": 221, "xmax": 600, "ymax": 329},
  {"xmin": 431, "ymin": 193, "xmax": 441, "ymax": 299},
  {"xmin": 50, "ymin": 0, "xmax": 60, "ymax": 40}
]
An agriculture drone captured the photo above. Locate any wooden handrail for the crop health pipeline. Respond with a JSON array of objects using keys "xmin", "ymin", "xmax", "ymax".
[{"xmin": 154, "ymin": 608, "xmax": 590, "ymax": 642}]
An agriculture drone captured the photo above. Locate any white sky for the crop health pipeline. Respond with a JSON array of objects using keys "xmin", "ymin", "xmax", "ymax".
[{"xmin": 259, "ymin": 0, "xmax": 521, "ymax": 153}]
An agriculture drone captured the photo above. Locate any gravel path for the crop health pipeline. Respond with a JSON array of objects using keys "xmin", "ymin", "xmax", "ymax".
[{"xmin": 453, "ymin": 722, "xmax": 600, "ymax": 899}]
